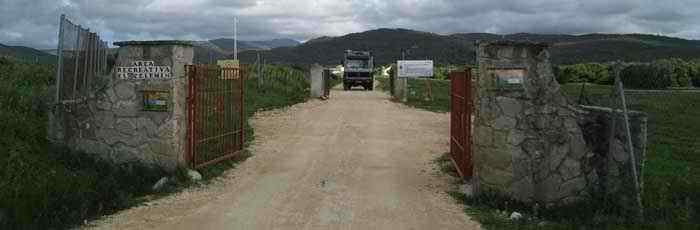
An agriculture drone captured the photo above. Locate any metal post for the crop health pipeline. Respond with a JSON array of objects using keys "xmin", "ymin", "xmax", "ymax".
[
  {"xmin": 234, "ymin": 17, "xmax": 238, "ymax": 60},
  {"xmin": 257, "ymin": 52, "xmax": 263, "ymax": 87},
  {"xmin": 55, "ymin": 14, "xmax": 66, "ymax": 103},
  {"xmin": 71, "ymin": 27, "xmax": 83, "ymax": 104},
  {"xmin": 613, "ymin": 64, "xmax": 643, "ymax": 221}
]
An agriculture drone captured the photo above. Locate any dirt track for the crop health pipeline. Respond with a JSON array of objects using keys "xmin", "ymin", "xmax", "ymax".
[{"xmin": 84, "ymin": 88, "xmax": 479, "ymax": 230}]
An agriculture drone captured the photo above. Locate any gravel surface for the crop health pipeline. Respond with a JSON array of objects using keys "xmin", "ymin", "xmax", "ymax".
[{"xmin": 83, "ymin": 88, "xmax": 480, "ymax": 230}]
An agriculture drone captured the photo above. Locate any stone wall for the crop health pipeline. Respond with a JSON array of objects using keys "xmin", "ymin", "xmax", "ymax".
[
  {"xmin": 49, "ymin": 41, "xmax": 194, "ymax": 171},
  {"xmin": 473, "ymin": 41, "xmax": 646, "ymax": 208},
  {"xmin": 577, "ymin": 105, "xmax": 646, "ymax": 209}
]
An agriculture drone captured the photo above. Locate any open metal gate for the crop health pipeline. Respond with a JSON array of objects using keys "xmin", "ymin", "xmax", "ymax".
[
  {"xmin": 186, "ymin": 65, "xmax": 245, "ymax": 169},
  {"xmin": 450, "ymin": 69, "xmax": 474, "ymax": 179}
]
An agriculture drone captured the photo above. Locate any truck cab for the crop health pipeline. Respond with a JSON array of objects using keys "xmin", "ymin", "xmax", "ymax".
[{"xmin": 342, "ymin": 50, "xmax": 374, "ymax": 90}]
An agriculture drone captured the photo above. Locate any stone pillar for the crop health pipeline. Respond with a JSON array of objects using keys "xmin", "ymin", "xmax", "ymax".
[
  {"xmin": 474, "ymin": 41, "xmax": 593, "ymax": 206},
  {"xmin": 310, "ymin": 64, "xmax": 324, "ymax": 98},
  {"xmin": 49, "ymin": 40, "xmax": 194, "ymax": 171}
]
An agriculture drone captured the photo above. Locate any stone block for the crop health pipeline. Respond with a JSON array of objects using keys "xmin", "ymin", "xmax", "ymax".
[
  {"xmin": 537, "ymin": 173, "xmax": 565, "ymax": 202},
  {"xmin": 510, "ymin": 176, "xmax": 535, "ymax": 202},
  {"xmin": 494, "ymin": 116, "xmax": 516, "ymax": 130},
  {"xmin": 148, "ymin": 141, "xmax": 174, "ymax": 156},
  {"xmin": 115, "ymin": 118, "xmax": 137, "ymax": 134},
  {"xmin": 559, "ymin": 158, "xmax": 582, "ymax": 181},
  {"xmin": 113, "ymin": 143, "xmax": 143, "ymax": 163},
  {"xmin": 114, "ymin": 100, "xmax": 139, "ymax": 117},
  {"xmin": 124, "ymin": 132, "xmax": 149, "ymax": 147},
  {"xmin": 96, "ymin": 128, "xmax": 127, "ymax": 145},
  {"xmin": 497, "ymin": 96, "xmax": 522, "ymax": 116},
  {"xmin": 114, "ymin": 82, "xmax": 136, "ymax": 100},
  {"xmin": 157, "ymin": 119, "xmax": 176, "ymax": 138},
  {"xmin": 611, "ymin": 139, "xmax": 627, "ymax": 163},
  {"xmin": 76, "ymin": 138, "xmax": 111, "ymax": 155},
  {"xmin": 95, "ymin": 112, "xmax": 115, "ymax": 129},
  {"xmin": 558, "ymin": 177, "xmax": 586, "ymax": 198},
  {"xmin": 136, "ymin": 117, "xmax": 159, "ymax": 137}
]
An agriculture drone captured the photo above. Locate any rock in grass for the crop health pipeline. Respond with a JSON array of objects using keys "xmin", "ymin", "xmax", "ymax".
[
  {"xmin": 187, "ymin": 169, "xmax": 203, "ymax": 181},
  {"xmin": 460, "ymin": 183, "xmax": 474, "ymax": 197},
  {"xmin": 152, "ymin": 177, "xmax": 169, "ymax": 191},
  {"xmin": 510, "ymin": 212, "xmax": 523, "ymax": 221}
]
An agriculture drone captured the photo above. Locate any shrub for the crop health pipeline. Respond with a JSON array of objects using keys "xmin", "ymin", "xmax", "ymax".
[
  {"xmin": 555, "ymin": 63, "xmax": 611, "ymax": 85},
  {"xmin": 620, "ymin": 63, "xmax": 672, "ymax": 89}
]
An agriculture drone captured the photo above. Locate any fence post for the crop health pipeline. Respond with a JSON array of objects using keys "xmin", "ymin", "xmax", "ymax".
[
  {"xmin": 55, "ymin": 14, "xmax": 66, "ymax": 103},
  {"xmin": 257, "ymin": 52, "xmax": 263, "ymax": 88},
  {"xmin": 611, "ymin": 62, "xmax": 644, "ymax": 221}
]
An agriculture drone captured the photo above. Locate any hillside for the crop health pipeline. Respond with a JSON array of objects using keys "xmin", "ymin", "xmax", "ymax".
[
  {"xmin": 209, "ymin": 38, "xmax": 300, "ymax": 52},
  {"xmin": 192, "ymin": 38, "xmax": 300, "ymax": 64},
  {"xmin": 234, "ymin": 29, "xmax": 700, "ymax": 65},
  {"xmin": 0, "ymin": 43, "xmax": 56, "ymax": 64}
]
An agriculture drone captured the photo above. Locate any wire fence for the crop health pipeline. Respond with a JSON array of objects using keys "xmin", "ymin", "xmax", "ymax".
[
  {"xmin": 246, "ymin": 55, "xmax": 309, "ymax": 96},
  {"xmin": 55, "ymin": 14, "xmax": 109, "ymax": 104},
  {"xmin": 561, "ymin": 69, "xmax": 700, "ymax": 222}
]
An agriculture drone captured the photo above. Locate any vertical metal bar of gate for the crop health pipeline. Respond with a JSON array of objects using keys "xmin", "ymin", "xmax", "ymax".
[{"xmin": 449, "ymin": 69, "xmax": 473, "ymax": 179}]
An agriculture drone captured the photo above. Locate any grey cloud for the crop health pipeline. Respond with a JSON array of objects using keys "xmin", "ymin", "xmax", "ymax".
[{"xmin": 0, "ymin": 0, "xmax": 699, "ymax": 49}]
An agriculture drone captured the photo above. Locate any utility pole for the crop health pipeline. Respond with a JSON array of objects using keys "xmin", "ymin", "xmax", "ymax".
[{"xmin": 234, "ymin": 17, "xmax": 238, "ymax": 60}]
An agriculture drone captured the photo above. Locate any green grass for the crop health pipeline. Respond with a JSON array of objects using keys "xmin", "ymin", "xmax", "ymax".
[
  {"xmin": 0, "ymin": 58, "xmax": 310, "ymax": 229},
  {"xmin": 376, "ymin": 77, "xmax": 451, "ymax": 113}
]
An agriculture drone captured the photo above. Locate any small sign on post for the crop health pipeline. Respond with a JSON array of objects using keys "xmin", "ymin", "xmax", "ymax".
[
  {"xmin": 397, "ymin": 60, "xmax": 434, "ymax": 101},
  {"xmin": 397, "ymin": 60, "xmax": 434, "ymax": 78},
  {"xmin": 142, "ymin": 90, "xmax": 169, "ymax": 111},
  {"xmin": 490, "ymin": 68, "xmax": 526, "ymax": 89}
]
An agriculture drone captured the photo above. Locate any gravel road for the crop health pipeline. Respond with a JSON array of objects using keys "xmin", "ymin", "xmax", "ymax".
[{"xmin": 84, "ymin": 88, "xmax": 480, "ymax": 230}]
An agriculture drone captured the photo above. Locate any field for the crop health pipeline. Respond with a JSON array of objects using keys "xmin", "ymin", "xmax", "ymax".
[{"xmin": 0, "ymin": 57, "xmax": 310, "ymax": 229}]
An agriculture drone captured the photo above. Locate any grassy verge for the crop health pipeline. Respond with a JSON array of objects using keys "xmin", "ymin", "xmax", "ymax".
[
  {"xmin": 0, "ymin": 58, "xmax": 309, "ymax": 229},
  {"xmin": 375, "ymin": 77, "xmax": 451, "ymax": 113}
]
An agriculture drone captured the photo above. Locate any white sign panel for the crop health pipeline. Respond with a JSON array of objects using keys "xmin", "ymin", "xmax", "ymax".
[
  {"xmin": 398, "ymin": 60, "xmax": 433, "ymax": 78},
  {"xmin": 117, "ymin": 61, "xmax": 173, "ymax": 80}
]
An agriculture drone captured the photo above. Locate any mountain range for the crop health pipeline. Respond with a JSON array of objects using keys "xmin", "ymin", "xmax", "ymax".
[
  {"xmin": 1, "ymin": 43, "xmax": 56, "ymax": 64},
  {"xmin": 4, "ymin": 29, "xmax": 700, "ymax": 66},
  {"xmin": 235, "ymin": 28, "xmax": 700, "ymax": 66}
]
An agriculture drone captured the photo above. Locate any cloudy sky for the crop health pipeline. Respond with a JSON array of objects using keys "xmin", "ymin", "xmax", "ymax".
[{"xmin": 1, "ymin": 0, "xmax": 699, "ymax": 49}]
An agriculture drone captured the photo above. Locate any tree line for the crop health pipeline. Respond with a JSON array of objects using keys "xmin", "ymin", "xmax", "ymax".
[{"xmin": 554, "ymin": 58, "xmax": 700, "ymax": 89}]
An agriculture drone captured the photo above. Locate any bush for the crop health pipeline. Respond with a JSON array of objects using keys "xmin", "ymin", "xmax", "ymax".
[
  {"xmin": 555, "ymin": 63, "xmax": 611, "ymax": 85},
  {"xmin": 620, "ymin": 63, "xmax": 673, "ymax": 89}
]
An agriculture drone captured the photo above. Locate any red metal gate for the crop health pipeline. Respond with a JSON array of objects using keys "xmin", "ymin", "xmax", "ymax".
[
  {"xmin": 450, "ymin": 69, "xmax": 474, "ymax": 179},
  {"xmin": 187, "ymin": 65, "xmax": 245, "ymax": 169}
]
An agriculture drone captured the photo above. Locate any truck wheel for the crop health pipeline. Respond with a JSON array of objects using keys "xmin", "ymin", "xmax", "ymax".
[
  {"xmin": 343, "ymin": 84, "xmax": 350, "ymax": 91},
  {"xmin": 368, "ymin": 83, "xmax": 374, "ymax": 91}
]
